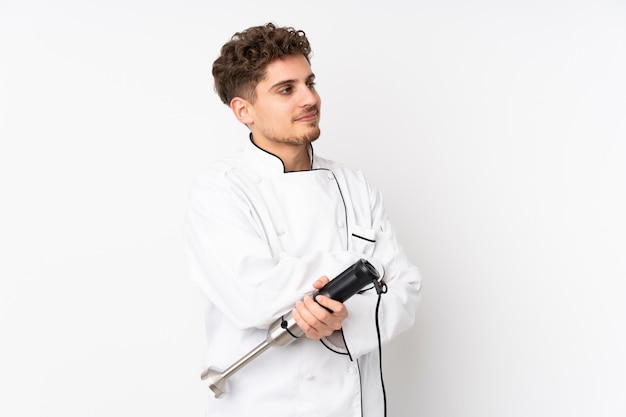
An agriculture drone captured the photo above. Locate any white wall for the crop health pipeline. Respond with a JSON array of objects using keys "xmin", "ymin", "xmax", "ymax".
[{"xmin": 1, "ymin": 1, "xmax": 625, "ymax": 416}]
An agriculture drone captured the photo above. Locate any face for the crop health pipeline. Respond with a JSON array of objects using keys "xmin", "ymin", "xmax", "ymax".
[{"xmin": 235, "ymin": 54, "xmax": 321, "ymax": 149}]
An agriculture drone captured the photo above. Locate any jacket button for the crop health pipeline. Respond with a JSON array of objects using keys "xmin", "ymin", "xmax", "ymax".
[
  {"xmin": 337, "ymin": 220, "xmax": 345, "ymax": 228},
  {"xmin": 327, "ymin": 172, "xmax": 335, "ymax": 180}
]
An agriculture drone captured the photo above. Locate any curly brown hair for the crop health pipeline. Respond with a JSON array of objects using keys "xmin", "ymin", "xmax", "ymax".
[{"xmin": 212, "ymin": 22, "xmax": 312, "ymax": 105}]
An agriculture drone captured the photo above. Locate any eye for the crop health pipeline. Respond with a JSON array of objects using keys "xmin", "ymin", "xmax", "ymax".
[
  {"xmin": 307, "ymin": 81, "xmax": 316, "ymax": 89},
  {"xmin": 279, "ymin": 86, "xmax": 293, "ymax": 95}
]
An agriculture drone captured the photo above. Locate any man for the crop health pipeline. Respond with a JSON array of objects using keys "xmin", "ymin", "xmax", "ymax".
[{"xmin": 184, "ymin": 22, "xmax": 421, "ymax": 417}]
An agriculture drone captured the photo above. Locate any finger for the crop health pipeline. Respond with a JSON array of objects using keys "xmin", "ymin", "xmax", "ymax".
[
  {"xmin": 304, "ymin": 296, "xmax": 346, "ymax": 332},
  {"xmin": 293, "ymin": 299, "xmax": 324, "ymax": 338},
  {"xmin": 303, "ymin": 295, "xmax": 333, "ymax": 321},
  {"xmin": 312, "ymin": 295, "xmax": 348, "ymax": 320},
  {"xmin": 300, "ymin": 296, "xmax": 343, "ymax": 338},
  {"xmin": 312, "ymin": 275, "xmax": 330, "ymax": 290},
  {"xmin": 301, "ymin": 296, "xmax": 330, "ymax": 324}
]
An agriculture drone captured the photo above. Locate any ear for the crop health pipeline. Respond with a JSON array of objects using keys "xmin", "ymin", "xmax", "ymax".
[{"xmin": 230, "ymin": 97, "xmax": 253, "ymax": 125}]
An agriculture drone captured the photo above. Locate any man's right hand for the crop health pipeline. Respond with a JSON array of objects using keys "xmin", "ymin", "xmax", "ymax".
[{"xmin": 291, "ymin": 276, "xmax": 349, "ymax": 339}]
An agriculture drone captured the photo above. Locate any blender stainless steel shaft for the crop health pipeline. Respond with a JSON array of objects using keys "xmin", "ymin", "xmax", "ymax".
[
  {"xmin": 201, "ymin": 259, "xmax": 380, "ymax": 398},
  {"xmin": 201, "ymin": 309, "xmax": 303, "ymax": 398}
]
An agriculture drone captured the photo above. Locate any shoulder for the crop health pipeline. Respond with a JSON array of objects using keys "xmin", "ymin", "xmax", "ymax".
[
  {"xmin": 192, "ymin": 146, "xmax": 254, "ymax": 182},
  {"xmin": 187, "ymin": 148, "xmax": 250, "ymax": 204}
]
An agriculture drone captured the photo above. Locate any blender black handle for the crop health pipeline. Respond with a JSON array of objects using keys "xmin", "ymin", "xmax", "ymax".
[{"xmin": 312, "ymin": 259, "xmax": 380, "ymax": 305}]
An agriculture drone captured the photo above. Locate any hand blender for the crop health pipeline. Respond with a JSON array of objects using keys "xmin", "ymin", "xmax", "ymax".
[{"xmin": 201, "ymin": 258, "xmax": 381, "ymax": 398}]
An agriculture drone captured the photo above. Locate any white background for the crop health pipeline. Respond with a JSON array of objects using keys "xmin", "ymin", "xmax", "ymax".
[{"xmin": 1, "ymin": 1, "xmax": 625, "ymax": 416}]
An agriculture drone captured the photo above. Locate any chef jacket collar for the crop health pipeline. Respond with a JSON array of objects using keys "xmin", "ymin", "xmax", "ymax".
[{"xmin": 247, "ymin": 133, "xmax": 316, "ymax": 174}]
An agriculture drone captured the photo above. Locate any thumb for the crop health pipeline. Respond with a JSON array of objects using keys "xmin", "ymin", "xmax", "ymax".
[{"xmin": 313, "ymin": 275, "xmax": 329, "ymax": 289}]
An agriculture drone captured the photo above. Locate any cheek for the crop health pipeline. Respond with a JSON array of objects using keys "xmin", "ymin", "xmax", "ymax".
[
  {"xmin": 256, "ymin": 107, "xmax": 289, "ymax": 134},
  {"xmin": 265, "ymin": 105, "xmax": 291, "ymax": 124}
]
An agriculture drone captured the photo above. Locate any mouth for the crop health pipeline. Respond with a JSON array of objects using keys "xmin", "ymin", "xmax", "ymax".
[{"xmin": 294, "ymin": 109, "xmax": 319, "ymax": 123}]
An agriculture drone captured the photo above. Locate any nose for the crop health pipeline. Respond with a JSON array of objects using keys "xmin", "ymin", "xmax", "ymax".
[{"xmin": 298, "ymin": 84, "xmax": 320, "ymax": 107}]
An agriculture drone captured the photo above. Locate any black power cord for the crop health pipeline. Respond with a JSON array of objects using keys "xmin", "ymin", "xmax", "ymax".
[{"xmin": 373, "ymin": 279, "xmax": 388, "ymax": 417}]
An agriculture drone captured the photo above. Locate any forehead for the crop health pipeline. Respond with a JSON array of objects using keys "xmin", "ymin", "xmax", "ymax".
[{"xmin": 260, "ymin": 54, "xmax": 314, "ymax": 86}]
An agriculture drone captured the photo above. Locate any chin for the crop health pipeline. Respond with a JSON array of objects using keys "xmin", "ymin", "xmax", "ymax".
[{"xmin": 302, "ymin": 127, "xmax": 321, "ymax": 143}]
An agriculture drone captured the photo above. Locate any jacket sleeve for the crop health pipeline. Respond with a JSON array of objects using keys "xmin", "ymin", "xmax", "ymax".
[
  {"xmin": 338, "ymin": 181, "xmax": 422, "ymax": 358},
  {"xmin": 184, "ymin": 168, "xmax": 365, "ymax": 331}
]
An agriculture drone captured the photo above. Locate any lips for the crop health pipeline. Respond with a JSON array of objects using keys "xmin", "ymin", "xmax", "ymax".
[{"xmin": 295, "ymin": 109, "xmax": 319, "ymax": 122}]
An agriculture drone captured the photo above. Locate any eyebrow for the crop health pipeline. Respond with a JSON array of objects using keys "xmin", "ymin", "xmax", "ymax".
[{"xmin": 268, "ymin": 73, "xmax": 316, "ymax": 91}]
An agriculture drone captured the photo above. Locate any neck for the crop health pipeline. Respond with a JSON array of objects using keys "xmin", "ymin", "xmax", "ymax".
[
  {"xmin": 251, "ymin": 135, "xmax": 311, "ymax": 172},
  {"xmin": 280, "ymin": 147, "xmax": 311, "ymax": 171}
]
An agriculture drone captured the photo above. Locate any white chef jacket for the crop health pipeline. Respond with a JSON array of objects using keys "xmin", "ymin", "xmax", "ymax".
[{"xmin": 184, "ymin": 137, "xmax": 422, "ymax": 417}]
